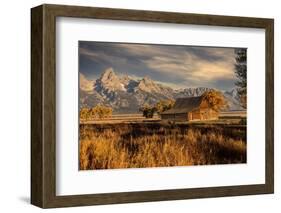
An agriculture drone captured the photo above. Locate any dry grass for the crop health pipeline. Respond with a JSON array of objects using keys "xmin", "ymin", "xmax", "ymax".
[{"xmin": 79, "ymin": 124, "xmax": 246, "ymax": 170}]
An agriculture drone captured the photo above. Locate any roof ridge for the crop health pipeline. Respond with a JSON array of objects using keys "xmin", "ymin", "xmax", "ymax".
[{"xmin": 161, "ymin": 96, "xmax": 204, "ymax": 114}]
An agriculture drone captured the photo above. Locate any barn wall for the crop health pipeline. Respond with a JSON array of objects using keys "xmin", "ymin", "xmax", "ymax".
[
  {"xmin": 199, "ymin": 108, "xmax": 218, "ymax": 120},
  {"xmin": 175, "ymin": 113, "xmax": 187, "ymax": 121},
  {"xmin": 190, "ymin": 108, "xmax": 219, "ymax": 121},
  {"xmin": 161, "ymin": 114, "xmax": 174, "ymax": 120},
  {"xmin": 161, "ymin": 107, "xmax": 219, "ymax": 121},
  {"xmin": 161, "ymin": 113, "xmax": 187, "ymax": 121},
  {"xmin": 191, "ymin": 109, "xmax": 201, "ymax": 120},
  {"xmin": 188, "ymin": 112, "xmax": 192, "ymax": 120},
  {"xmin": 208, "ymin": 109, "xmax": 219, "ymax": 119}
]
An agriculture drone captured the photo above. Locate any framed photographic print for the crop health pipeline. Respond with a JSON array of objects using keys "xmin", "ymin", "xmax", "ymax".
[{"xmin": 31, "ymin": 4, "xmax": 274, "ymax": 208}]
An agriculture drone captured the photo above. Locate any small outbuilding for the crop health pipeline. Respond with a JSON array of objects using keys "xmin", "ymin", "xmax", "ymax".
[{"xmin": 160, "ymin": 96, "xmax": 218, "ymax": 121}]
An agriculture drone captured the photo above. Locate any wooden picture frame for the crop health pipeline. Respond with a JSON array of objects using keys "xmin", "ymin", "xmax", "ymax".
[{"xmin": 31, "ymin": 4, "xmax": 274, "ymax": 208}]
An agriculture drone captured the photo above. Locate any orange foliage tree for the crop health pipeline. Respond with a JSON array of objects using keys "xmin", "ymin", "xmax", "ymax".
[
  {"xmin": 154, "ymin": 99, "xmax": 175, "ymax": 114},
  {"xmin": 91, "ymin": 105, "xmax": 113, "ymax": 119},
  {"xmin": 80, "ymin": 105, "xmax": 113, "ymax": 120},
  {"xmin": 202, "ymin": 90, "xmax": 228, "ymax": 112}
]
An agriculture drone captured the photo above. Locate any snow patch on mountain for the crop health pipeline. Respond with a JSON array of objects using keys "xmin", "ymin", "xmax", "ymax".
[{"xmin": 80, "ymin": 68, "xmax": 245, "ymax": 113}]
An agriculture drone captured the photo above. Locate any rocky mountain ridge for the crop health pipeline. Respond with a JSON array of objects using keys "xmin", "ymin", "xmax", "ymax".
[{"xmin": 80, "ymin": 68, "xmax": 244, "ymax": 113}]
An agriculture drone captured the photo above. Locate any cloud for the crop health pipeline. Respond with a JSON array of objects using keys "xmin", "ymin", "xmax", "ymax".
[
  {"xmin": 79, "ymin": 73, "xmax": 93, "ymax": 92},
  {"xmin": 117, "ymin": 43, "xmax": 170, "ymax": 58},
  {"xmin": 79, "ymin": 41, "xmax": 240, "ymax": 91},
  {"xmin": 79, "ymin": 47, "xmax": 128, "ymax": 65},
  {"xmin": 143, "ymin": 49, "xmax": 235, "ymax": 82}
]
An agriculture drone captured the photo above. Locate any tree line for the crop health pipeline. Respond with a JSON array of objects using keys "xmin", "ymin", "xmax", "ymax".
[
  {"xmin": 139, "ymin": 99, "xmax": 175, "ymax": 118},
  {"xmin": 80, "ymin": 105, "xmax": 113, "ymax": 120}
]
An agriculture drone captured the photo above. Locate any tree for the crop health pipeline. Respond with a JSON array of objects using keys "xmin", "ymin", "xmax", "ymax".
[
  {"xmin": 202, "ymin": 91, "xmax": 228, "ymax": 112},
  {"xmin": 140, "ymin": 99, "xmax": 175, "ymax": 118},
  {"xmin": 80, "ymin": 105, "xmax": 113, "ymax": 121},
  {"xmin": 91, "ymin": 105, "xmax": 113, "ymax": 119},
  {"xmin": 235, "ymin": 48, "xmax": 247, "ymax": 108},
  {"xmin": 139, "ymin": 104, "xmax": 156, "ymax": 118},
  {"xmin": 80, "ymin": 107, "xmax": 91, "ymax": 120},
  {"xmin": 154, "ymin": 99, "xmax": 175, "ymax": 114}
]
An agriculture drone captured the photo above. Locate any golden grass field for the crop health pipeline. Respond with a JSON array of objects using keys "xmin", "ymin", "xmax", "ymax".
[{"xmin": 79, "ymin": 123, "xmax": 246, "ymax": 170}]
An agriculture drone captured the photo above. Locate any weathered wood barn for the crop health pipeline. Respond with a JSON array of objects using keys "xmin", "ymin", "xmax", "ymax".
[{"xmin": 161, "ymin": 96, "xmax": 218, "ymax": 121}]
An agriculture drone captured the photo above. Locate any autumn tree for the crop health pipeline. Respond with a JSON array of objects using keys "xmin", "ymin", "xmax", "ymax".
[
  {"xmin": 80, "ymin": 107, "xmax": 91, "ymax": 120},
  {"xmin": 80, "ymin": 105, "xmax": 113, "ymax": 120},
  {"xmin": 202, "ymin": 91, "xmax": 228, "ymax": 112},
  {"xmin": 140, "ymin": 99, "xmax": 175, "ymax": 118},
  {"xmin": 235, "ymin": 48, "xmax": 247, "ymax": 108},
  {"xmin": 154, "ymin": 99, "xmax": 175, "ymax": 114},
  {"xmin": 91, "ymin": 105, "xmax": 113, "ymax": 119}
]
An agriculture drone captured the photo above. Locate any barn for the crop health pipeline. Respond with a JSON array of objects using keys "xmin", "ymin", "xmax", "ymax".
[{"xmin": 160, "ymin": 96, "xmax": 218, "ymax": 121}]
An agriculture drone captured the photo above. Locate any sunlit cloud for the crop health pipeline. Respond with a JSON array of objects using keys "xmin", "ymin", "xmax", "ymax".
[
  {"xmin": 79, "ymin": 41, "xmax": 240, "ymax": 91},
  {"xmin": 79, "ymin": 73, "xmax": 93, "ymax": 92}
]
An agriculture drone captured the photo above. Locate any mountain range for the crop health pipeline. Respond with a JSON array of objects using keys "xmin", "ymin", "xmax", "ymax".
[{"xmin": 80, "ymin": 68, "xmax": 243, "ymax": 113}]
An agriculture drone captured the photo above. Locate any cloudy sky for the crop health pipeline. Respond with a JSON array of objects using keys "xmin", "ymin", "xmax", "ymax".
[{"xmin": 79, "ymin": 41, "xmax": 242, "ymax": 91}]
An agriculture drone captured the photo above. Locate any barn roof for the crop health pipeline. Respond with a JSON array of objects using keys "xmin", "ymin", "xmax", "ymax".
[{"xmin": 161, "ymin": 96, "xmax": 204, "ymax": 114}]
